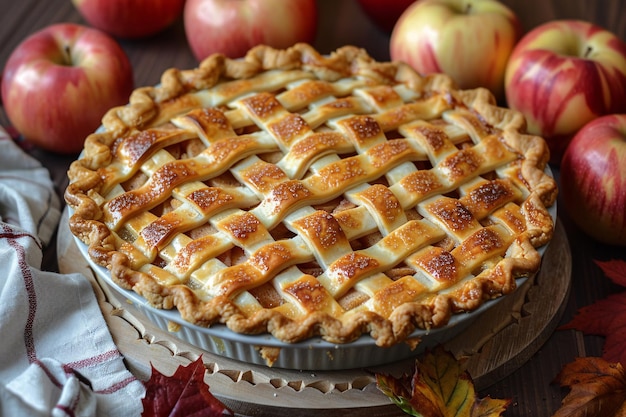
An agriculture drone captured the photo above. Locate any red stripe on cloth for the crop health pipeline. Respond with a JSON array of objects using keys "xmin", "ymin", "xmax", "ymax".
[
  {"xmin": 95, "ymin": 375, "xmax": 139, "ymax": 394},
  {"xmin": 65, "ymin": 349, "xmax": 122, "ymax": 369},
  {"xmin": 0, "ymin": 230, "xmax": 42, "ymax": 250},
  {"xmin": 2, "ymin": 224, "xmax": 38, "ymax": 363},
  {"xmin": 54, "ymin": 403, "xmax": 76, "ymax": 417},
  {"xmin": 66, "ymin": 350, "xmax": 141, "ymax": 394},
  {"xmin": 33, "ymin": 359, "xmax": 64, "ymax": 389}
]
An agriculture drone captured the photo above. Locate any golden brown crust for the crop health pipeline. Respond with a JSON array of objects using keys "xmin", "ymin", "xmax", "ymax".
[{"xmin": 65, "ymin": 43, "xmax": 557, "ymax": 349}]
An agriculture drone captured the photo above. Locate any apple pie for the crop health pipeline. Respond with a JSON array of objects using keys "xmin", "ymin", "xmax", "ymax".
[{"xmin": 65, "ymin": 43, "xmax": 557, "ymax": 349}]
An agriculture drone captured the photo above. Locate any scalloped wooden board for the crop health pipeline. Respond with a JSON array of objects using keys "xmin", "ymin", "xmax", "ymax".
[{"xmin": 57, "ymin": 208, "xmax": 571, "ymax": 416}]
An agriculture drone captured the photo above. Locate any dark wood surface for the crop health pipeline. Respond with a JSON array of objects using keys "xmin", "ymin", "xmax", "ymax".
[{"xmin": 1, "ymin": 1, "xmax": 625, "ymax": 416}]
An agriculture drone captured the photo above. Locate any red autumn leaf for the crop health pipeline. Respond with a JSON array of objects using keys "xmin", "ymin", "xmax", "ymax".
[
  {"xmin": 141, "ymin": 356, "xmax": 232, "ymax": 417},
  {"xmin": 560, "ymin": 259, "xmax": 626, "ymax": 366},
  {"xmin": 376, "ymin": 345, "xmax": 510, "ymax": 417},
  {"xmin": 595, "ymin": 260, "xmax": 626, "ymax": 287},
  {"xmin": 552, "ymin": 356, "xmax": 626, "ymax": 417}
]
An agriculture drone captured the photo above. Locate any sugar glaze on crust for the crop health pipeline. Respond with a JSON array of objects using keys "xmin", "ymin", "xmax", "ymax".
[{"xmin": 65, "ymin": 43, "xmax": 557, "ymax": 348}]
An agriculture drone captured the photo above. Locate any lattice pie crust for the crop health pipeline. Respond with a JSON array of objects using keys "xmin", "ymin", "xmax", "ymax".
[{"xmin": 66, "ymin": 44, "xmax": 557, "ymax": 348}]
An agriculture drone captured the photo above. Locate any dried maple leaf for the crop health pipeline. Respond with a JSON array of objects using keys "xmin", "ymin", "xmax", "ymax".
[
  {"xmin": 595, "ymin": 260, "xmax": 626, "ymax": 287},
  {"xmin": 376, "ymin": 346, "xmax": 510, "ymax": 417},
  {"xmin": 560, "ymin": 259, "xmax": 626, "ymax": 366},
  {"xmin": 141, "ymin": 356, "xmax": 233, "ymax": 417},
  {"xmin": 552, "ymin": 356, "xmax": 626, "ymax": 417}
]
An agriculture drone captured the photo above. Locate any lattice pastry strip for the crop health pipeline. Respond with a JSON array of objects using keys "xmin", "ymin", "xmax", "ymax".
[
  {"xmin": 272, "ymin": 268, "xmax": 346, "ymax": 320},
  {"xmin": 141, "ymin": 69, "xmax": 318, "ymax": 129},
  {"xmin": 99, "ymin": 75, "xmax": 352, "ymax": 196},
  {"xmin": 103, "ymin": 132, "xmax": 277, "ymax": 229},
  {"xmin": 98, "ymin": 127, "xmax": 198, "ymax": 194},
  {"xmin": 66, "ymin": 44, "xmax": 557, "ymax": 349}
]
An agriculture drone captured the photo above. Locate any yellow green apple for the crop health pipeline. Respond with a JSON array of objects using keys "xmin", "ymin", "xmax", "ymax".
[{"xmin": 390, "ymin": 0, "xmax": 520, "ymax": 101}]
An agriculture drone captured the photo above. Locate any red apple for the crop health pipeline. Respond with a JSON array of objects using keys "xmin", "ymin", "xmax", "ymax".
[
  {"xmin": 72, "ymin": 0, "xmax": 185, "ymax": 39},
  {"xmin": 183, "ymin": 0, "xmax": 318, "ymax": 61},
  {"xmin": 505, "ymin": 20, "xmax": 626, "ymax": 164},
  {"xmin": 357, "ymin": 0, "xmax": 415, "ymax": 33},
  {"xmin": 560, "ymin": 114, "xmax": 626, "ymax": 246},
  {"xmin": 390, "ymin": 0, "xmax": 520, "ymax": 101},
  {"xmin": 1, "ymin": 23, "xmax": 134, "ymax": 154}
]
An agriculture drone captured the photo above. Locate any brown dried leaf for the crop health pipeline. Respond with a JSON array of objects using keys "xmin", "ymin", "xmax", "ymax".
[{"xmin": 552, "ymin": 356, "xmax": 626, "ymax": 417}]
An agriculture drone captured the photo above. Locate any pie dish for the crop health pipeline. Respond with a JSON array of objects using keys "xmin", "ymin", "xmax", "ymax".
[{"xmin": 65, "ymin": 43, "xmax": 557, "ymax": 365}]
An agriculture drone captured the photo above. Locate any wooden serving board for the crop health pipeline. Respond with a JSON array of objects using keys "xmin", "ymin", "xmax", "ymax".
[{"xmin": 57, "ymin": 209, "xmax": 571, "ymax": 416}]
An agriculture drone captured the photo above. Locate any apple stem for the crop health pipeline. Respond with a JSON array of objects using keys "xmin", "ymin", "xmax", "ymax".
[
  {"xmin": 584, "ymin": 45, "xmax": 593, "ymax": 58},
  {"xmin": 62, "ymin": 44, "xmax": 72, "ymax": 66}
]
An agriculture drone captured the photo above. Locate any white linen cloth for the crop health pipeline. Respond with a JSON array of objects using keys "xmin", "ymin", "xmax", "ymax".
[{"xmin": 0, "ymin": 126, "xmax": 145, "ymax": 416}]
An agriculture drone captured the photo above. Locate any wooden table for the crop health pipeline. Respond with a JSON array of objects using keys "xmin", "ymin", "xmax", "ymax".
[{"xmin": 2, "ymin": 1, "xmax": 625, "ymax": 415}]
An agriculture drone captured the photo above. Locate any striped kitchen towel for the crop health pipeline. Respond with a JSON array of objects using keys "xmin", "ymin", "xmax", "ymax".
[{"xmin": 0, "ymin": 127, "xmax": 145, "ymax": 416}]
